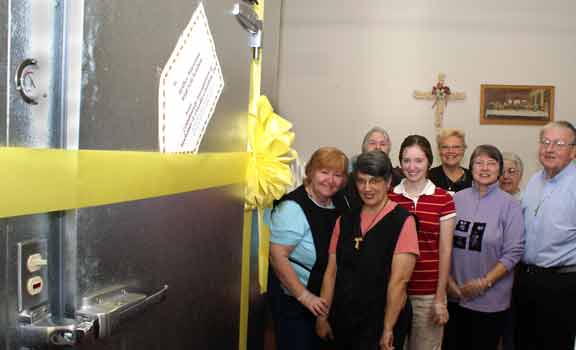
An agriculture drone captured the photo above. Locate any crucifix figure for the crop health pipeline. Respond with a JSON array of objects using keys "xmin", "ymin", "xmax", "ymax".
[
  {"xmin": 354, "ymin": 237, "xmax": 363, "ymax": 251},
  {"xmin": 414, "ymin": 73, "xmax": 466, "ymax": 129}
]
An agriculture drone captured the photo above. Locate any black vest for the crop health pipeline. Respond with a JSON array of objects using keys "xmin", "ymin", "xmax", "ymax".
[
  {"xmin": 273, "ymin": 185, "xmax": 349, "ymax": 294},
  {"xmin": 331, "ymin": 205, "xmax": 410, "ymax": 330}
]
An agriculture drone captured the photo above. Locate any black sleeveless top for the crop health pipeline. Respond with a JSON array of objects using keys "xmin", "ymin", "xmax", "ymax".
[
  {"xmin": 273, "ymin": 185, "xmax": 350, "ymax": 294},
  {"xmin": 331, "ymin": 205, "xmax": 410, "ymax": 329}
]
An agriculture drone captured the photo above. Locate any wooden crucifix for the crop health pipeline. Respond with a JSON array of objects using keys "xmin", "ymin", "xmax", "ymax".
[{"xmin": 414, "ymin": 73, "xmax": 466, "ymax": 129}]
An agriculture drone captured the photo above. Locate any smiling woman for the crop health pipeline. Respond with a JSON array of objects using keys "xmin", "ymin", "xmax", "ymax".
[
  {"xmin": 267, "ymin": 147, "xmax": 350, "ymax": 350},
  {"xmin": 389, "ymin": 135, "xmax": 456, "ymax": 350},
  {"xmin": 471, "ymin": 154, "xmax": 501, "ymax": 193},
  {"xmin": 445, "ymin": 144, "xmax": 525, "ymax": 350},
  {"xmin": 316, "ymin": 151, "xmax": 419, "ymax": 350},
  {"xmin": 499, "ymin": 152, "xmax": 524, "ymax": 200},
  {"xmin": 429, "ymin": 129, "xmax": 473, "ymax": 194},
  {"xmin": 362, "ymin": 127, "xmax": 392, "ymax": 154}
]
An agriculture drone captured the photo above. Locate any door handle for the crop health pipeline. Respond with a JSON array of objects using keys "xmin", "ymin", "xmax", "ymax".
[
  {"xmin": 77, "ymin": 284, "xmax": 169, "ymax": 338},
  {"xmin": 18, "ymin": 309, "xmax": 98, "ymax": 347},
  {"xmin": 18, "ymin": 284, "xmax": 168, "ymax": 347}
]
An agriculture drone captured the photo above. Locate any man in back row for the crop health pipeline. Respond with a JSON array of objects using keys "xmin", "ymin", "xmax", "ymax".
[{"xmin": 516, "ymin": 120, "xmax": 576, "ymax": 350}]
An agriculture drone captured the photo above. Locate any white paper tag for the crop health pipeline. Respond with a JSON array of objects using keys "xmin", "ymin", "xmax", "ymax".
[{"xmin": 159, "ymin": 3, "xmax": 224, "ymax": 153}]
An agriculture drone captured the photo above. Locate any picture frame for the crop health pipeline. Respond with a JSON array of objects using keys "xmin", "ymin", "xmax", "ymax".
[{"xmin": 480, "ymin": 84, "xmax": 555, "ymax": 125}]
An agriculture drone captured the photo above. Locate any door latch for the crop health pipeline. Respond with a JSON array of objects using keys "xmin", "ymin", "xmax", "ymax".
[{"xmin": 15, "ymin": 58, "xmax": 45, "ymax": 105}]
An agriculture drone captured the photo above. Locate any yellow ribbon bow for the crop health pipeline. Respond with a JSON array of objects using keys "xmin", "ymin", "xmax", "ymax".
[
  {"xmin": 245, "ymin": 95, "xmax": 296, "ymax": 292},
  {"xmin": 246, "ymin": 96, "xmax": 296, "ymax": 209}
]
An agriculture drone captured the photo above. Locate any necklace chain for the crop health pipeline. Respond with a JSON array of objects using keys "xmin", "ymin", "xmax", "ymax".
[
  {"xmin": 362, "ymin": 199, "xmax": 389, "ymax": 233},
  {"xmin": 534, "ymin": 185, "xmax": 556, "ymax": 216},
  {"xmin": 355, "ymin": 199, "xmax": 389, "ymax": 250}
]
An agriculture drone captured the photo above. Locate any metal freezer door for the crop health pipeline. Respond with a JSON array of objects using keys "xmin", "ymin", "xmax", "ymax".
[{"xmin": 1, "ymin": 0, "xmax": 251, "ymax": 349}]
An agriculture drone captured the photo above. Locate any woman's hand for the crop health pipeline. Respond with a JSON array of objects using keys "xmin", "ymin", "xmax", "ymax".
[
  {"xmin": 447, "ymin": 277, "xmax": 463, "ymax": 300},
  {"xmin": 298, "ymin": 289, "xmax": 329, "ymax": 317},
  {"xmin": 379, "ymin": 329, "xmax": 395, "ymax": 350},
  {"xmin": 460, "ymin": 278, "xmax": 489, "ymax": 299},
  {"xmin": 432, "ymin": 301, "xmax": 449, "ymax": 325},
  {"xmin": 315, "ymin": 317, "xmax": 334, "ymax": 340}
]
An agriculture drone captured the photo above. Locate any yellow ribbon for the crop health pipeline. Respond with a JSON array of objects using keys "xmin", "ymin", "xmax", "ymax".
[
  {"xmin": 0, "ymin": 147, "xmax": 248, "ymax": 218},
  {"xmin": 245, "ymin": 96, "xmax": 296, "ymax": 210},
  {"xmin": 246, "ymin": 96, "xmax": 296, "ymax": 293},
  {"xmin": 239, "ymin": 95, "xmax": 296, "ymax": 349},
  {"xmin": 239, "ymin": 2, "xmax": 297, "ymax": 349}
]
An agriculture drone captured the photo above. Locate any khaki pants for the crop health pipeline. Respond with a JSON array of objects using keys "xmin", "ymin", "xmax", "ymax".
[{"xmin": 404, "ymin": 294, "xmax": 444, "ymax": 350}]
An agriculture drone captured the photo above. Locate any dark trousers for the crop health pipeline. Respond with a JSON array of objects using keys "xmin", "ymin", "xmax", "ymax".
[
  {"xmin": 268, "ymin": 272, "xmax": 325, "ymax": 350},
  {"xmin": 332, "ymin": 301, "xmax": 412, "ymax": 350},
  {"xmin": 501, "ymin": 300, "xmax": 515, "ymax": 350},
  {"xmin": 514, "ymin": 266, "xmax": 576, "ymax": 350},
  {"xmin": 333, "ymin": 322, "xmax": 382, "ymax": 350},
  {"xmin": 443, "ymin": 304, "xmax": 507, "ymax": 350}
]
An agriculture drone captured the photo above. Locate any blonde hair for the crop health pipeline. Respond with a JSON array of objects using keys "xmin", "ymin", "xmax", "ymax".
[
  {"xmin": 437, "ymin": 128, "xmax": 467, "ymax": 148},
  {"xmin": 304, "ymin": 147, "xmax": 348, "ymax": 185}
]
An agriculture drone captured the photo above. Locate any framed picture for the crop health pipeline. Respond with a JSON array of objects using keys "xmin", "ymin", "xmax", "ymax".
[{"xmin": 480, "ymin": 84, "xmax": 555, "ymax": 125}]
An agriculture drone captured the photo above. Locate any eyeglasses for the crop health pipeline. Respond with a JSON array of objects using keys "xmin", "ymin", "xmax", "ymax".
[
  {"xmin": 355, "ymin": 176, "xmax": 385, "ymax": 187},
  {"xmin": 368, "ymin": 141, "xmax": 390, "ymax": 147},
  {"xmin": 539, "ymin": 138, "xmax": 576, "ymax": 148},
  {"xmin": 473, "ymin": 160, "xmax": 499, "ymax": 168},
  {"xmin": 503, "ymin": 167, "xmax": 519, "ymax": 176},
  {"xmin": 440, "ymin": 145, "xmax": 464, "ymax": 151}
]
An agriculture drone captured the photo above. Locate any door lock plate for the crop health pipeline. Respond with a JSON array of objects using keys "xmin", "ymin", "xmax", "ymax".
[{"xmin": 18, "ymin": 239, "xmax": 48, "ymax": 312}]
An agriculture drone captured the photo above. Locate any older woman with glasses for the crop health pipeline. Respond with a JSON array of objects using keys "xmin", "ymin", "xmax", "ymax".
[
  {"xmin": 345, "ymin": 127, "xmax": 404, "ymax": 211},
  {"xmin": 316, "ymin": 151, "xmax": 419, "ymax": 350},
  {"xmin": 362, "ymin": 126, "xmax": 392, "ymax": 154},
  {"xmin": 429, "ymin": 128, "xmax": 472, "ymax": 194},
  {"xmin": 351, "ymin": 127, "xmax": 403, "ymax": 185},
  {"xmin": 497, "ymin": 152, "xmax": 524, "ymax": 350},
  {"xmin": 443, "ymin": 145, "xmax": 525, "ymax": 350},
  {"xmin": 499, "ymin": 152, "xmax": 524, "ymax": 200}
]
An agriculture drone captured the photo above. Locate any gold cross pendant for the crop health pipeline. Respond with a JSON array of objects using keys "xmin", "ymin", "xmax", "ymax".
[{"xmin": 354, "ymin": 237, "xmax": 363, "ymax": 251}]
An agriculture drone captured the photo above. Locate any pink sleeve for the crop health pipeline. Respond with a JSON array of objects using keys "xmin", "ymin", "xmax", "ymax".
[
  {"xmin": 328, "ymin": 217, "xmax": 341, "ymax": 254},
  {"xmin": 394, "ymin": 216, "xmax": 420, "ymax": 255}
]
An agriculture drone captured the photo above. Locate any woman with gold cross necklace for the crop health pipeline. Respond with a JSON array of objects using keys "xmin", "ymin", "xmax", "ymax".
[{"xmin": 316, "ymin": 150, "xmax": 419, "ymax": 350}]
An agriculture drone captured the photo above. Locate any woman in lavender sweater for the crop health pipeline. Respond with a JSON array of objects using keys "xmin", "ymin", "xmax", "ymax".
[{"xmin": 444, "ymin": 145, "xmax": 525, "ymax": 350}]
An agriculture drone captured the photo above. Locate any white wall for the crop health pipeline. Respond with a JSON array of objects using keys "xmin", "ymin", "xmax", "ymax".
[{"xmin": 274, "ymin": 0, "xmax": 576, "ymax": 185}]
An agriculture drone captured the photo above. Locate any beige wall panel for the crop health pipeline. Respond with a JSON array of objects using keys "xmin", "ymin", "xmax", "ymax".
[{"xmin": 276, "ymin": 0, "xmax": 576, "ymax": 185}]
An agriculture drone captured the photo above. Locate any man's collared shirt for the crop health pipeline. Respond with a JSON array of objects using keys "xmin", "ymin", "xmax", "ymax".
[{"xmin": 522, "ymin": 162, "xmax": 576, "ymax": 267}]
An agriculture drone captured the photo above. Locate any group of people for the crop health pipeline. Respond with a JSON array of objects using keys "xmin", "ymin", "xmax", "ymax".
[{"xmin": 266, "ymin": 120, "xmax": 576, "ymax": 350}]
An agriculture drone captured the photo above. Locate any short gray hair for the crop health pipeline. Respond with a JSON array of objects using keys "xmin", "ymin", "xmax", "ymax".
[
  {"xmin": 361, "ymin": 127, "xmax": 391, "ymax": 153},
  {"xmin": 354, "ymin": 151, "xmax": 393, "ymax": 181},
  {"xmin": 540, "ymin": 120, "xmax": 576, "ymax": 144},
  {"xmin": 502, "ymin": 152, "xmax": 524, "ymax": 177}
]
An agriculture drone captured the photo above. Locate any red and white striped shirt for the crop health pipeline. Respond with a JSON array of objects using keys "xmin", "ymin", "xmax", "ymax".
[{"xmin": 389, "ymin": 179, "xmax": 455, "ymax": 295}]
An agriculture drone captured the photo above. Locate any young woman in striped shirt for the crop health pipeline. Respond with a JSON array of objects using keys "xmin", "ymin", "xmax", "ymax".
[{"xmin": 389, "ymin": 135, "xmax": 456, "ymax": 350}]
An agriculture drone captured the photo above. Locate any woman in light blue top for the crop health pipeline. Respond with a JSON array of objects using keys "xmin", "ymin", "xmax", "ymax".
[{"xmin": 268, "ymin": 147, "xmax": 349, "ymax": 350}]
